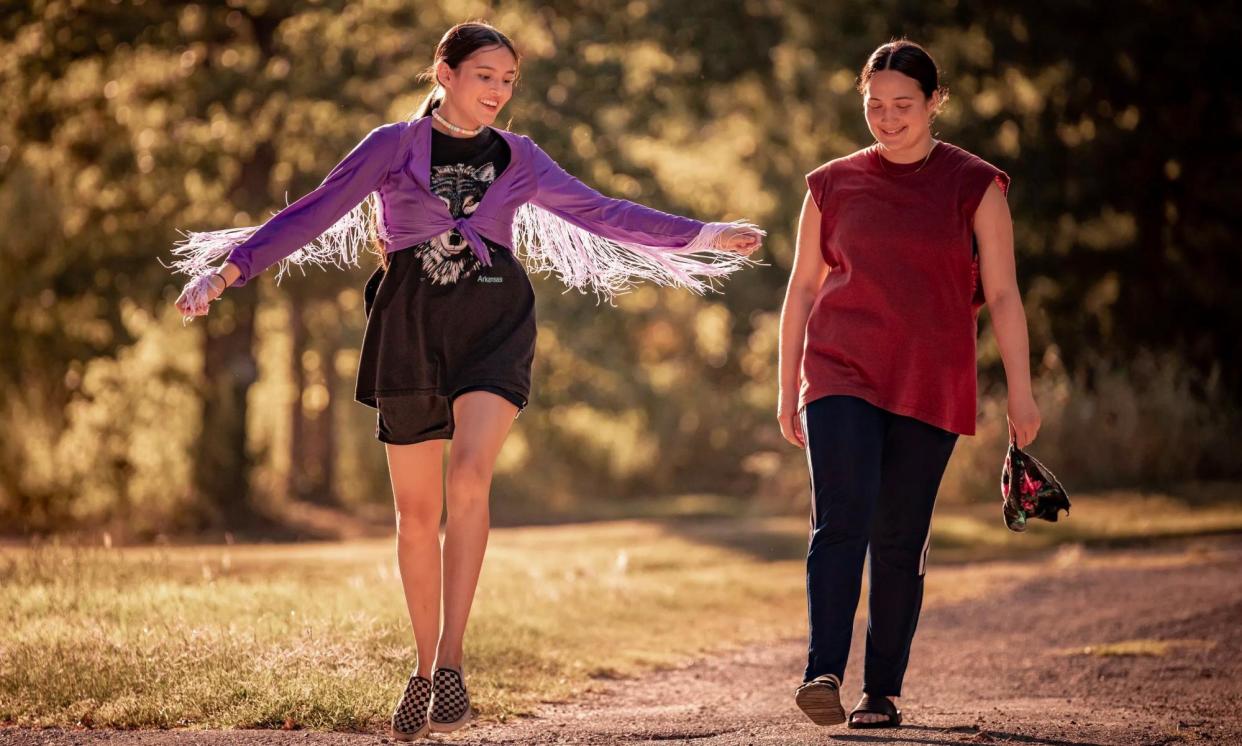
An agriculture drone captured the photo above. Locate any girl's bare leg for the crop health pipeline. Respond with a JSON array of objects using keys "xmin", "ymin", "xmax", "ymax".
[
  {"xmin": 386, "ymin": 439, "xmax": 447, "ymax": 678},
  {"xmin": 436, "ymin": 391, "xmax": 518, "ymax": 670}
]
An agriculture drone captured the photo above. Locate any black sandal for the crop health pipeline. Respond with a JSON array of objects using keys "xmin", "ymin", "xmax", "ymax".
[
  {"xmin": 847, "ymin": 693, "xmax": 902, "ymax": 729},
  {"xmin": 794, "ymin": 673, "xmax": 846, "ymax": 726}
]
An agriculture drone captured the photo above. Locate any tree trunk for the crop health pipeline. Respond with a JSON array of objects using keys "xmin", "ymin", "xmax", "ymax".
[
  {"xmin": 288, "ymin": 292, "xmax": 307, "ymax": 502},
  {"xmin": 191, "ymin": 282, "xmax": 259, "ymax": 531},
  {"xmin": 288, "ymin": 295, "xmax": 338, "ymax": 505}
]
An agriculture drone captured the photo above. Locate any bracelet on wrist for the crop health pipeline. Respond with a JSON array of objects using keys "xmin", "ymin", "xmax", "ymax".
[{"xmin": 207, "ymin": 273, "xmax": 227, "ymax": 297}]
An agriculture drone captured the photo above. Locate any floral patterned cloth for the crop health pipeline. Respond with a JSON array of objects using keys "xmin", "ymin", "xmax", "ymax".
[{"xmin": 1001, "ymin": 438, "xmax": 1071, "ymax": 532}]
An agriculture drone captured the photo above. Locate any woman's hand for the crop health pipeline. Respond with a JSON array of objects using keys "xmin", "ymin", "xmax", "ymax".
[
  {"xmin": 778, "ymin": 397, "xmax": 805, "ymax": 448},
  {"xmin": 720, "ymin": 224, "xmax": 763, "ymax": 256},
  {"xmin": 1007, "ymin": 390, "xmax": 1041, "ymax": 448}
]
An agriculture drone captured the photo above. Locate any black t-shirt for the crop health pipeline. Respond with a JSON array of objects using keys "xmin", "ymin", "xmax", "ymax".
[
  {"xmin": 354, "ymin": 125, "xmax": 536, "ymax": 413},
  {"xmin": 410, "ymin": 127, "xmax": 512, "ymax": 283}
]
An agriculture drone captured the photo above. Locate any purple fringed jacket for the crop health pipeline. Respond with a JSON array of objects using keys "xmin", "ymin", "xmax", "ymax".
[{"xmin": 172, "ymin": 116, "xmax": 757, "ymax": 299}]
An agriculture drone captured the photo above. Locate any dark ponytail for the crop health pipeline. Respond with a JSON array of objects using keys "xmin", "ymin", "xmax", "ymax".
[
  {"xmin": 410, "ymin": 22, "xmax": 519, "ymax": 118},
  {"xmin": 856, "ymin": 39, "xmax": 949, "ymax": 116},
  {"xmin": 371, "ymin": 21, "xmax": 520, "ymax": 269}
]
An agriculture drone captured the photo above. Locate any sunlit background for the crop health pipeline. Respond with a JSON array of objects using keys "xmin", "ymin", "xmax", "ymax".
[{"xmin": 2, "ymin": 0, "xmax": 1238, "ymax": 540}]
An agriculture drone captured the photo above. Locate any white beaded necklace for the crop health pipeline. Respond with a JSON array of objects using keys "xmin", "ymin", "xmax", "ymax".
[{"xmin": 432, "ymin": 108, "xmax": 484, "ymax": 137}]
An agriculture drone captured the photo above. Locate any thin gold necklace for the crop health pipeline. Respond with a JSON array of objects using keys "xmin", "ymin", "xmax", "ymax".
[
  {"xmin": 432, "ymin": 108, "xmax": 484, "ymax": 137},
  {"xmin": 875, "ymin": 139, "xmax": 938, "ymax": 176}
]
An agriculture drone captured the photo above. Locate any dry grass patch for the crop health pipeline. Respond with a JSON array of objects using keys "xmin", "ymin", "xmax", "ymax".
[
  {"xmin": 0, "ymin": 520, "xmax": 807, "ymax": 730},
  {"xmin": 1065, "ymin": 639, "xmax": 1218, "ymax": 658},
  {"xmin": 3, "ymin": 488, "xmax": 1237, "ymax": 732}
]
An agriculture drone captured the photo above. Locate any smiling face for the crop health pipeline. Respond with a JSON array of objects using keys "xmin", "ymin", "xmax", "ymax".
[
  {"xmin": 863, "ymin": 69, "xmax": 938, "ymax": 155},
  {"xmin": 436, "ymin": 45, "xmax": 518, "ymax": 130}
]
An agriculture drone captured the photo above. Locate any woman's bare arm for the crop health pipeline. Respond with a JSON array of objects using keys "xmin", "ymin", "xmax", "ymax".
[
  {"xmin": 777, "ymin": 191, "xmax": 829, "ymax": 447},
  {"xmin": 975, "ymin": 182, "xmax": 1041, "ymax": 446}
]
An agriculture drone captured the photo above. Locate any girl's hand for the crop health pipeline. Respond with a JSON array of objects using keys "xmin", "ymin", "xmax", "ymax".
[
  {"xmin": 720, "ymin": 225, "xmax": 763, "ymax": 256},
  {"xmin": 1007, "ymin": 391, "xmax": 1041, "ymax": 448},
  {"xmin": 175, "ymin": 272, "xmax": 227, "ymax": 319},
  {"xmin": 778, "ymin": 399, "xmax": 805, "ymax": 448}
]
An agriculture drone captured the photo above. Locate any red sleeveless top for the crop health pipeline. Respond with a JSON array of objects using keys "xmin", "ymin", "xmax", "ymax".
[{"xmin": 800, "ymin": 142, "xmax": 1009, "ymax": 435}]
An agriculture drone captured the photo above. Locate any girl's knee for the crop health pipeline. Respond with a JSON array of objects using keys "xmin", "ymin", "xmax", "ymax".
[
  {"xmin": 394, "ymin": 496, "xmax": 442, "ymax": 540},
  {"xmin": 446, "ymin": 456, "xmax": 493, "ymax": 498}
]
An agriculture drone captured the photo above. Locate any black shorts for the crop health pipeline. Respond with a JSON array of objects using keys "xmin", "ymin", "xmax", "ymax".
[{"xmin": 376, "ymin": 385, "xmax": 527, "ymax": 445}]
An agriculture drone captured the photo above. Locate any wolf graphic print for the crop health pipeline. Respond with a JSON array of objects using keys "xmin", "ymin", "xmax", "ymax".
[{"xmin": 414, "ymin": 162, "xmax": 498, "ymax": 285}]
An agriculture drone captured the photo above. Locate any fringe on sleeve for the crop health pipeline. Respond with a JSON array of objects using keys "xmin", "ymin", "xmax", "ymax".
[
  {"xmin": 166, "ymin": 192, "xmax": 387, "ymax": 287},
  {"xmin": 511, "ymin": 203, "xmax": 761, "ymax": 301}
]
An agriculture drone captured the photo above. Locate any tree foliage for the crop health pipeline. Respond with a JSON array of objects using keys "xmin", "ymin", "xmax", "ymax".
[{"xmin": 2, "ymin": 0, "xmax": 1237, "ymax": 532}]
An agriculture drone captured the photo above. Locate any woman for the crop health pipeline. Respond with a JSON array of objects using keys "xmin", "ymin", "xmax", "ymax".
[
  {"xmin": 777, "ymin": 40, "xmax": 1039, "ymax": 730},
  {"xmin": 171, "ymin": 22, "xmax": 761, "ymax": 740}
]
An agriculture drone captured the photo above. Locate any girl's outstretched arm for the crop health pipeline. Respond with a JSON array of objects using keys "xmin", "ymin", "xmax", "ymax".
[
  {"xmin": 171, "ymin": 123, "xmax": 402, "ymax": 317},
  {"xmin": 514, "ymin": 141, "xmax": 762, "ymax": 298}
]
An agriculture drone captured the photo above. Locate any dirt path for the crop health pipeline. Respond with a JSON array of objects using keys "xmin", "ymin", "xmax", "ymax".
[{"xmin": 6, "ymin": 537, "xmax": 1241, "ymax": 746}]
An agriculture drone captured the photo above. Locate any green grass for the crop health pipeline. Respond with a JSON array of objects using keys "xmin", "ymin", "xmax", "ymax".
[{"xmin": 1, "ymin": 484, "xmax": 1238, "ymax": 731}]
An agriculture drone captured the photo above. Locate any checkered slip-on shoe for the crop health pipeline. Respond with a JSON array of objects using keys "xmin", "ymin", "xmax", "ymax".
[
  {"xmin": 428, "ymin": 667, "xmax": 474, "ymax": 733},
  {"xmin": 390, "ymin": 673, "xmax": 432, "ymax": 741},
  {"xmin": 795, "ymin": 673, "xmax": 846, "ymax": 726}
]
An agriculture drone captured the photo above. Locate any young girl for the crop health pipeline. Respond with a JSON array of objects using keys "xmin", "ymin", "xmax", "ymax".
[
  {"xmin": 171, "ymin": 22, "xmax": 761, "ymax": 740},
  {"xmin": 777, "ymin": 40, "xmax": 1040, "ymax": 729}
]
